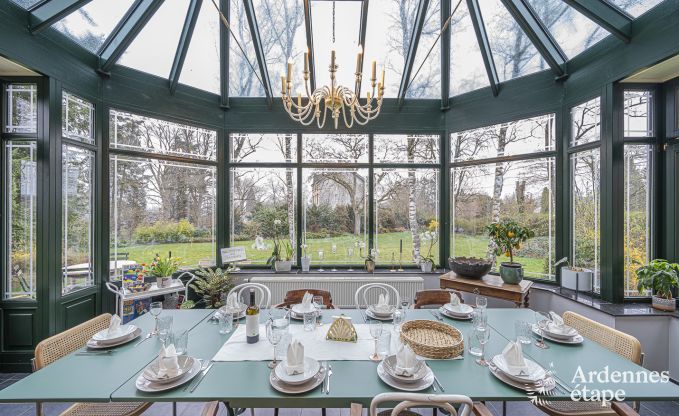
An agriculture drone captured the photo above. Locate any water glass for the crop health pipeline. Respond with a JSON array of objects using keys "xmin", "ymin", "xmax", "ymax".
[
  {"xmin": 219, "ymin": 312, "xmax": 234, "ymax": 334},
  {"xmin": 378, "ymin": 330, "xmax": 392, "ymax": 357},
  {"xmin": 515, "ymin": 320, "xmax": 532, "ymax": 344},
  {"xmin": 400, "ymin": 301, "xmax": 410, "ymax": 319},
  {"xmin": 475, "ymin": 326, "xmax": 491, "ymax": 366},
  {"xmin": 392, "ymin": 309, "xmax": 404, "ymax": 330},
  {"xmin": 157, "ymin": 316, "xmax": 173, "ymax": 345},
  {"xmin": 303, "ymin": 311, "xmax": 316, "ymax": 331},
  {"xmin": 467, "ymin": 329, "xmax": 482, "ymax": 356},
  {"xmin": 172, "ymin": 330, "xmax": 189, "ymax": 355},
  {"xmin": 472, "ymin": 309, "xmax": 487, "ymax": 330},
  {"xmin": 476, "ymin": 295, "xmax": 488, "ymax": 309}
]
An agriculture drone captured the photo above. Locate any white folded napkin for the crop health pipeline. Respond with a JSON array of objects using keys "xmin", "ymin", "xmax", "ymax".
[
  {"xmin": 374, "ymin": 293, "xmax": 391, "ymax": 313},
  {"xmin": 285, "ymin": 339, "xmax": 305, "ymax": 375},
  {"xmin": 226, "ymin": 293, "xmax": 240, "ymax": 310},
  {"xmin": 549, "ymin": 311, "xmax": 564, "ymax": 328},
  {"xmin": 301, "ymin": 292, "xmax": 314, "ymax": 312},
  {"xmin": 502, "ymin": 341, "xmax": 527, "ymax": 372},
  {"xmin": 449, "ymin": 292, "xmax": 461, "ymax": 307},
  {"xmin": 394, "ymin": 344, "xmax": 418, "ymax": 376},
  {"xmin": 157, "ymin": 344, "xmax": 180, "ymax": 379},
  {"xmin": 107, "ymin": 314, "xmax": 122, "ymax": 336}
]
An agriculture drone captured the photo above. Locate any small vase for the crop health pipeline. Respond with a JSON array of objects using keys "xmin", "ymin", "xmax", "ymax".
[
  {"xmin": 499, "ymin": 262, "xmax": 523, "ymax": 284},
  {"xmin": 156, "ymin": 276, "xmax": 173, "ymax": 288},
  {"xmin": 301, "ymin": 256, "xmax": 311, "ymax": 272},
  {"xmin": 652, "ymin": 295, "xmax": 676, "ymax": 312},
  {"xmin": 365, "ymin": 259, "xmax": 375, "ymax": 273},
  {"xmin": 420, "ymin": 261, "xmax": 433, "ymax": 273},
  {"xmin": 275, "ymin": 260, "xmax": 293, "ymax": 273}
]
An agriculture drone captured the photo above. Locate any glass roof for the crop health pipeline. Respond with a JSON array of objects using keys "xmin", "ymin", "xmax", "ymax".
[{"xmin": 11, "ymin": 0, "xmax": 670, "ymax": 100}]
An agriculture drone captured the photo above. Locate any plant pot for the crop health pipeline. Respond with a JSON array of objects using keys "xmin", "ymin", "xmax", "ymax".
[
  {"xmin": 420, "ymin": 260, "xmax": 433, "ymax": 273},
  {"xmin": 560, "ymin": 267, "xmax": 593, "ymax": 292},
  {"xmin": 300, "ymin": 256, "xmax": 311, "ymax": 272},
  {"xmin": 156, "ymin": 276, "xmax": 173, "ymax": 288},
  {"xmin": 274, "ymin": 260, "xmax": 293, "ymax": 272},
  {"xmin": 365, "ymin": 259, "xmax": 375, "ymax": 273},
  {"xmin": 652, "ymin": 295, "xmax": 676, "ymax": 312},
  {"xmin": 499, "ymin": 262, "xmax": 523, "ymax": 284}
]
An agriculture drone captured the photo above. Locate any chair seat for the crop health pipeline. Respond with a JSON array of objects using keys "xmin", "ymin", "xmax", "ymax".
[
  {"xmin": 377, "ymin": 410, "xmax": 422, "ymax": 416},
  {"xmin": 538, "ymin": 400, "xmax": 615, "ymax": 416},
  {"xmin": 60, "ymin": 402, "xmax": 150, "ymax": 416}
]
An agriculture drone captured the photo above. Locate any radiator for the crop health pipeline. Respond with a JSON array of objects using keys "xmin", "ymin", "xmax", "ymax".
[{"xmin": 248, "ymin": 275, "xmax": 425, "ymax": 308}]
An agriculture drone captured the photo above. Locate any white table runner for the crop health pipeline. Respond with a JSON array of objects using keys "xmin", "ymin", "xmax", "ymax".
[{"xmin": 213, "ymin": 324, "xmax": 384, "ymax": 361}]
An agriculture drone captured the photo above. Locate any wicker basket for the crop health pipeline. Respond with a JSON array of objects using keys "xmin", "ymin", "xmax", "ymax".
[{"xmin": 400, "ymin": 320, "xmax": 464, "ymax": 359}]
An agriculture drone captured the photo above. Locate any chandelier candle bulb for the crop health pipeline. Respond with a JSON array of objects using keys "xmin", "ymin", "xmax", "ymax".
[
  {"xmin": 380, "ymin": 68, "xmax": 385, "ymax": 86},
  {"xmin": 371, "ymin": 60, "xmax": 377, "ymax": 80},
  {"xmin": 297, "ymin": 91, "xmax": 302, "ymax": 108},
  {"xmin": 356, "ymin": 45, "xmax": 363, "ymax": 74},
  {"xmin": 304, "ymin": 52, "xmax": 309, "ymax": 73},
  {"xmin": 281, "ymin": 75, "xmax": 286, "ymax": 94},
  {"xmin": 331, "ymin": 49, "xmax": 336, "ymax": 68},
  {"xmin": 287, "ymin": 59, "xmax": 293, "ymax": 84}
]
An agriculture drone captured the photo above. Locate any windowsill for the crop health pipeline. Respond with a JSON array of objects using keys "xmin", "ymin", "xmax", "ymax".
[{"xmin": 229, "ymin": 268, "xmax": 445, "ymax": 277}]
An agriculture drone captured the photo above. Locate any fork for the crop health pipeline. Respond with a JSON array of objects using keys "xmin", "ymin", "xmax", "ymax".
[
  {"xmin": 430, "ymin": 310, "xmax": 443, "ymax": 322},
  {"xmin": 325, "ymin": 364, "xmax": 333, "ymax": 395},
  {"xmin": 134, "ymin": 332, "xmax": 153, "ymax": 347},
  {"xmin": 321, "ymin": 361, "xmax": 328, "ymax": 394}
]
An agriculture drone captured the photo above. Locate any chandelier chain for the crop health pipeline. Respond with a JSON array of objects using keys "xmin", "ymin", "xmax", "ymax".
[{"xmin": 332, "ymin": 0, "xmax": 336, "ymax": 43}]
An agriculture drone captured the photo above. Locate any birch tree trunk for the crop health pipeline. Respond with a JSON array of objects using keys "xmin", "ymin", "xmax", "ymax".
[
  {"xmin": 486, "ymin": 126, "xmax": 508, "ymax": 260},
  {"xmin": 285, "ymin": 134, "xmax": 295, "ymax": 253},
  {"xmin": 407, "ymin": 136, "xmax": 420, "ymax": 261}
]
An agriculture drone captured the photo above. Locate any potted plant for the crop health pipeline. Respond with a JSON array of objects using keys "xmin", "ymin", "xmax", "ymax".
[
  {"xmin": 189, "ymin": 267, "xmax": 234, "ymax": 309},
  {"xmin": 553, "ymin": 257, "xmax": 593, "ymax": 292},
  {"xmin": 300, "ymin": 243, "xmax": 311, "ymax": 272},
  {"xmin": 485, "ymin": 220, "xmax": 534, "ymax": 284},
  {"xmin": 266, "ymin": 219, "xmax": 295, "ymax": 272},
  {"xmin": 636, "ymin": 259, "xmax": 679, "ymax": 312},
  {"xmin": 364, "ymin": 248, "xmax": 376, "ymax": 273},
  {"xmin": 146, "ymin": 253, "xmax": 182, "ymax": 288},
  {"xmin": 419, "ymin": 220, "xmax": 439, "ymax": 273}
]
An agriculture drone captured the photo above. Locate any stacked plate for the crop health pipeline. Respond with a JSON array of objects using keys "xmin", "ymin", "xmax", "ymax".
[
  {"xmin": 136, "ymin": 356, "xmax": 202, "ymax": 392},
  {"xmin": 366, "ymin": 305, "xmax": 395, "ymax": 320},
  {"xmin": 438, "ymin": 303, "xmax": 473, "ymax": 320},
  {"xmin": 377, "ymin": 355, "xmax": 434, "ymax": 391},
  {"xmin": 489, "ymin": 354, "xmax": 556, "ymax": 392},
  {"xmin": 270, "ymin": 357, "xmax": 325, "ymax": 394},
  {"xmin": 289, "ymin": 303, "xmax": 317, "ymax": 320},
  {"xmin": 532, "ymin": 322, "xmax": 584, "ymax": 344},
  {"xmin": 86, "ymin": 325, "xmax": 141, "ymax": 349},
  {"xmin": 214, "ymin": 303, "xmax": 247, "ymax": 321}
]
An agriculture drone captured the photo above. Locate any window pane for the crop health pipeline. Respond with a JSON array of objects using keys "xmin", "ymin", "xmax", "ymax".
[
  {"xmin": 450, "ymin": 0, "xmax": 490, "ymax": 96},
  {"xmin": 109, "ymin": 109, "xmax": 216, "ymax": 161},
  {"xmin": 451, "ymin": 113, "xmax": 555, "ymax": 162},
  {"xmin": 230, "ymin": 167, "xmax": 296, "ymax": 265},
  {"xmin": 609, "ymin": 0, "xmax": 663, "ymax": 18},
  {"xmin": 5, "ymin": 83, "xmax": 37, "ymax": 134},
  {"xmin": 451, "ymin": 158, "xmax": 556, "ymax": 279},
  {"xmin": 179, "ymin": 0, "xmax": 221, "ymax": 94},
  {"xmin": 624, "ymin": 145, "xmax": 652, "ymax": 297},
  {"xmin": 303, "ymin": 168, "xmax": 368, "ymax": 264},
  {"xmin": 230, "ymin": 0, "xmax": 265, "ymax": 97},
  {"xmin": 230, "ymin": 133, "xmax": 297, "ymax": 163},
  {"xmin": 10, "ymin": 0, "xmax": 41, "ymax": 8},
  {"xmin": 62, "ymin": 92, "xmax": 94, "ymax": 144},
  {"xmin": 571, "ymin": 149, "xmax": 600, "ymax": 292},
  {"xmin": 62, "ymin": 145, "xmax": 94, "ymax": 295},
  {"xmin": 374, "ymin": 135, "xmax": 439, "ymax": 164},
  {"xmin": 110, "ymin": 155, "xmax": 216, "ymax": 276},
  {"xmin": 4, "ymin": 141, "xmax": 37, "ymax": 299},
  {"xmin": 303, "ymin": 134, "xmax": 368, "ymax": 163},
  {"xmin": 54, "ymin": 0, "xmax": 135, "ymax": 52},
  {"xmin": 571, "ymin": 97, "xmax": 600, "ymax": 147},
  {"xmin": 406, "ymin": 0, "xmax": 440, "ymax": 99},
  {"xmin": 624, "ymin": 90, "xmax": 653, "ymax": 137},
  {"xmin": 375, "ymin": 169, "xmax": 439, "ymax": 266}
]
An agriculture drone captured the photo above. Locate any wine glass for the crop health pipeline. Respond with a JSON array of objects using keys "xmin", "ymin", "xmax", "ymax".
[
  {"xmin": 472, "ymin": 309, "xmax": 487, "ymax": 330},
  {"xmin": 400, "ymin": 300, "xmax": 410, "ymax": 319},
  {"xmin": 312, "ymin": 295, "xmax": 324, "ymax": 326},
  {"xmin": 150, "ymin": 301, "xmax": 162, "ymax": 335},
  {"xmin": 368, "ymin": 320, "xmax": 383, "ymax": 361},
  {"xmin": 318, "ymin": 250, "xmax": 325, "ymax": 272},
  {"xmin": 476, "ymin": 295, "xmax": 488, "ymax": 309},
  {"xmin": 474, "ymin": 326, "xmax": 491, "ymax": 366},
  {"xmin": 535, "ymin": 311, "xmax": 550, "ymax": 349},
  {"xmin": 266, "ymin": 319, "xmax": 283, "ymax": 368}
]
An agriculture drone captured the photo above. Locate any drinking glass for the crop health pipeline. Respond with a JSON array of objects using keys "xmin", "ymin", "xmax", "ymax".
[
  {"xmin": 368, "ymin": 320, "xmax": 383, "ymax": 361},
  {"xmin": 172, "ymin": 330, "xmax": 189, "ymax": 355},
  {"xmin": 474, "ymin": 326, "xmax": 491, "ymax": 366},
  {"xmin": 515, "ymin": 320, "xmax": 532, "ymax": 344},
  {"xmin": 266, "ymin": 319, "xmax": 283, "ymax": 368},
  {"xmin": 535, "ymin": 311, "xmax": 550, "ymax": 349},
  {"xmin": 303, "ymin": 311, "xmax": 316, "ymax": 331},
  {"xmin": 157, "ymin": 316, "xmax": 173, "ymax": 346},
  {"xmin": 467, "ymin": 329, "xmax": 482, "ymax": 356},
  {"xmin": 318, "ymin": 250, "xmax": 325, "ymax": 272},
  {"xmin": 150, "ymin": 301, "xmax": 162, "ymax": 334},
  {"xmin": 219, "ymin": 312, "xmax": 234, "ymax": 334},
  {"xmin": 400, "ymin": 301, "xmax": 410, "ymax": 319},
  {"xmin": 313, "ymin": 295, "xmax": 324, "ymax": 326},
  {"xmin": 472, "ymin": 309, "xmax": 487, "ymax": 330},
  {"xmin": 476, "ymin": 295, "xmax": 488, "ymax": 309},
  {"xmin": 392, "ymin": 309, "xmax": 404, "ymax": 331}
]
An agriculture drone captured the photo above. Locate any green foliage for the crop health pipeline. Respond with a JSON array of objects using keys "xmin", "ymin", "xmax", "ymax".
[
  {"xmin": 266, "ymin": 219, "xmax": 295, "ymax": 267},
  {"xmin": 180, "ymin": 300, "xmax": 196, "ymax": 310},
  {"xmin": 485, "ymin": 220, "xmax": 535, "ymax": 265},
  {"xmin": 419, "ymin": 219, "xmax": 439, "ymax": 266},
  {"xmin": 146, "ymin": 254, "xmax": 182, "ymax": 277},
  {"xmin": 190, "ymin": 267, "xmax": 234, "ymax": 309},
  {"xmin": 133, "ymin": 219, "xmax": 197, "ymax": 244},
  {"xmin": 636, "ymin": 259, "xmax": 679, "ymax": 299}
]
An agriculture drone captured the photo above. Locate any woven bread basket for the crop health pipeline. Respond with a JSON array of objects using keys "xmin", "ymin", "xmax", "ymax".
[{"xmin": 400, "ymin": 319, "xmax": 464, "ymax": 359}]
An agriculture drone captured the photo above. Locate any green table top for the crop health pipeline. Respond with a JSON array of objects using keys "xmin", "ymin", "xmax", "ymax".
[{"xmin": 1, "ymin": 308, "xmax": 678, "ymax": 406}]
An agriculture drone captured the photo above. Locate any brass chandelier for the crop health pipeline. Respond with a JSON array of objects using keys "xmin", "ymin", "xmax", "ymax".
[{"xmin": 281, "ymin": 1, "xmax": 385, "ymax": 129}]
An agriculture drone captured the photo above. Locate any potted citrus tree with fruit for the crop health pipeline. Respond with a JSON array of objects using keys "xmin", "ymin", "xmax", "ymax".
[{"xmin": 485, "ymin": 220, "xmax": 534, "ymax": 284}]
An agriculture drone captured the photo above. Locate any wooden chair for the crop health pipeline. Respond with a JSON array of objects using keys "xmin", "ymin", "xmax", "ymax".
[
  {"xmin": 534, "ymin": 311, "xmax": 643, "ymax": 416},
  {"xmin": 413, "ymin": 289, "xmax": 464, "ymax": 309},
  {"xmin": 351, "ymin": 392, "xmax": 491, "ymax": 416},
  {"xmin": 275, "ymin": 289, "xmax": 336, "ymax": 309},
  {"xmin": 33, "ymin": 313, "xmax": 151, "ymax": 416}
]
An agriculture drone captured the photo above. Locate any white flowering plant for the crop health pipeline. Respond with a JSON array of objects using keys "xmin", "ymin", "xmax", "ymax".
[
  {"xmin": 419, "ymin": 220, "xmax": 439, "ymax": 267},
  {"xmin": 266, "ymin": 219, "xmax": 295, "ymax": 267}
]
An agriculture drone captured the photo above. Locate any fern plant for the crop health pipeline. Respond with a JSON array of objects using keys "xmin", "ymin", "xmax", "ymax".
[{"xmin": 189, "ymin": 267, "xmax": 234, "ymax": 309}]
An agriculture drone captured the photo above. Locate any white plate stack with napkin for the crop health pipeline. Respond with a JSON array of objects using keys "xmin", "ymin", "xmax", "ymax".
[
  {"xmin": 367, "ymin": 294, "xmax": 395, "ymax": 320},
  {"xmin": 291, "ymin": 292, "xmax": 316, "ymax": 319},
  {"xmin": 532, "ymin": 311, "xmax": 584, "ymax": 344},
  {"xmin": 136, "ymin": 344, "xmax": 201, "ymax": 392},
  {"xmin": 439, "ymin": 293, "xmax": 473, "ymax": 319},
  {"xmin": 377, "ymin": 344, "xmax": 434, "ymax": 391},
  {"xmin": 271, "ymin": 339, "xmax": 325, "ymax": 394},
  {"xmin": 216, "ymin": 293, "xmax": 247, "ymax": 320},
  {"xmin": 489, "ymin": 341, "xmax": 555, "ymax": 392},
  {"xmin": 87, "ymin": 315, "xmax": 141, "ymax": 349}
]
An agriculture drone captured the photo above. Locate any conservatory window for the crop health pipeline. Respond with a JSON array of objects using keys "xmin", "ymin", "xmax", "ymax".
[
  {"xmin": 4, "ymin": 83, "xmax": 37, "ymax": 134},
  {"xmin": 623, "ymin": 91, "xmax": 653, "ymax": 137},
  {"xmin": 571, "ymin": 97, "xmax": 601, "ymax": 147},
  {"xmin": 62, "ymin": 92, "xmax": 95, "ymax": 144}
]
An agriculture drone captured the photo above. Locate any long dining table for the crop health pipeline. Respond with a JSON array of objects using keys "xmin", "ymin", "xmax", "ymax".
[{"xmin": 1, "ymin": 308, "xmax": 678, "ymax": 411}]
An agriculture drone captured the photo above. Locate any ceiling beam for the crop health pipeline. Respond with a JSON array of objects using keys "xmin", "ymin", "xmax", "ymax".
[
  {"xmin": 169, "ymin": 0, "xmax": 203, "ymax": 95},
  {"xmin": 397, "ymin": 0, "xmax": 430, "ymax": 105},
  {"xmin": 219, "ymin": 0, "xmax": 229, "ymax": 108},
  {"xmin": 355, "ymin": 0, "xmax": 369, "ymax": 94},
  {"xmin": 562, "ymin": 0, "xmax": 632, "ymax": 43},
  {"xmin": 440, "ymin": 0, "xmax": 450, "ymax": 109},
  {"xmin": 243, "ymin": 0, "xmax": 272, "ymax": 106},
  {"xmin": 98, "ymin": 0, "xmax": 165, "ymax": 74},
  {"xmin": 500, "ymin": 0, "xmax": 568, "ymax": 79},
  {"xmin": 29, "ymin": 0, "xmax": 94, "ymax": 34},
  {"xmin": 303, "ymin": 0, "xmax": 316, "ymax": 92},
  {"xmin": 466, "ymin": 0, "xmax": 499, "ymax": 96}
]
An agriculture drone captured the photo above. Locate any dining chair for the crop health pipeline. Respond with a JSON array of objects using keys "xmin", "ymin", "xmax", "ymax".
[
  {"xmin": 227, "ymin": 282, "xmax": 272, "ymax": 309},
  {"xmin": 533, "ymin": 311, "xmax": 643, "ymax": 416},
  {"xmin": 275, "ymin": 289, "xmax": 336, "ymax": 309},
  {"xmin": 200, "ymin": 401, "xmax": 221, "ymax": 416},
  {"xmin": 352, "ymin": 392, "xmax": 491, "ymax": 416},
  {"xmin": 354, "ymin": 283, "xmax": 401, "ymax": 310},
  {"xmin": 413, "ymin": 289, "xmax": 464, "ymax": 309},
  {"xmin": 32, "ymin": 313, "xmax": 151, "ymax": 416}
]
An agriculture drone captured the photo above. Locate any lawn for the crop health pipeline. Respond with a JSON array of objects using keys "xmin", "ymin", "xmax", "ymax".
[{"xmin": 121, "ymin": 231, "xmax": 550, "ymax": 278}]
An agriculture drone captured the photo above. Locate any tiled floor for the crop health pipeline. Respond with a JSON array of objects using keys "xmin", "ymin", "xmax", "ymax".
[{"xmin": 0, "ymin": 373, "xmax": 677, "ymax": 416}]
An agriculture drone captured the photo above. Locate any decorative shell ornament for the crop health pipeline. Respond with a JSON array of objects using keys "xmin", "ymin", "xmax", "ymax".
[{"xmin": 325, "ymin": 315, "xmax": 358, "ymax": 343}]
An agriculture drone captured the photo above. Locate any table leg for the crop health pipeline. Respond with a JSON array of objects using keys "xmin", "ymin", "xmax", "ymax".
[
  {"xmin": 173, "ymin": 402, "xmax": 177, "ymax": 416},
  {"xmin": 502, "ymin": 401, "xmax": 506, "ymax": 416},
  {"xmin": 524, "ymin": 292, "xmax": 530, "ymax": 308}
]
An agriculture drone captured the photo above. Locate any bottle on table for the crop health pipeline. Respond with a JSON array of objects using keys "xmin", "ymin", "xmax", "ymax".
[{"xmin": 246, "ymin": 288, "xmax": 260, "ymax": 344}]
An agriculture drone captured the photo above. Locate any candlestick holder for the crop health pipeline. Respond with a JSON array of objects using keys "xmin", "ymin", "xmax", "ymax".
[
  {"xmin": 390, "ymin": 253, "xmax": 396, "ymax": 272},
  {"xmin": 398, "ymin": 252, "xmax": 404, "ymax": 272}
]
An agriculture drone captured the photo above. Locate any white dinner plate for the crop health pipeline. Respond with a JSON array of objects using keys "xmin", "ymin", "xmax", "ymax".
[
  {"xmin": 92, "ymin": 325, "xmax": 137, "ymax": 344},
  {"xmin": 86, "ymin": 327, "xmax": 141, "ymax": 349},
  {"xmin": 438, "ymin": 307, "xmax": 472, "ymax": 320},
  {"xmin": 270, "ymin": 365, "xmax": 325, "ymax": 394},
  {"xmin": 543, "ymin": 322, "xmax": 579, "ymax": 340},
  {"xmin": 291, "ymin": 304, "xmax": 316, "ymax": 315},
  {"xmin": 143, "ymin": 356, "xmax": 196, "ymax": 384},
  {"xmin": 368, "ymin": 305, "xmax": 396, "ymax": 317},
  {"xmin": 443, "ymin": 303, "xmax": 473, "ymax": 315},
  {"xmin": 377, "ymin": 361, "xmax": 434, "ymax": 391},
  {"xmin": 274, "ymin": 357, "xmax": 321, "ymax": 385},
  {"xmin": 381, "ymin": 355, "xmax": 427, "ymax": 383},
  {"xmin": 135, "ymin": 358, "xmax": 202, "ymax": 392},
  {"xmin": 532, "ymin": 324, "xmax": 584, "ymax": 345},
  {"xmin": 488, "ymin": 361, "xmax": 556, "ymax": 393},
  {"xmin": 366, "ymin": 309, "xmax": 393, "ymax": 321},
  {"xmin": 491, "ymin": 354, "xmax": 547, "ymax": 383}
]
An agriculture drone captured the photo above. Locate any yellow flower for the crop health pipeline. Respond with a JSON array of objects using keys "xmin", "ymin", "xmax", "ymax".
[
  {"xmin": 428, "ymin": 220, "xmax": 439, "ymax": 231},
  {"xmin": 504, "ymin": 251, "xmax": 511, "ymax": 257},
  {"xmin": 507, "ymin": 231, "xmax": 515, "ymax": 238}
]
